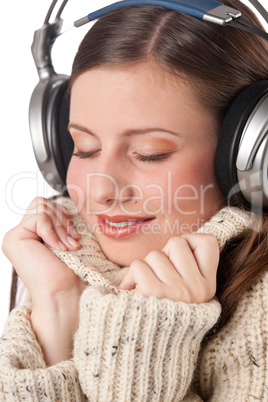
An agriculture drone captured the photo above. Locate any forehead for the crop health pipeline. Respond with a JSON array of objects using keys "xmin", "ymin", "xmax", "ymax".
[
  {"xmin": 69, "ymin": 62, "xmax": 217, "ymax": 139},
  {"xmin": 70, "ymin": 62, "xmax": 202, "ymax": 112}
]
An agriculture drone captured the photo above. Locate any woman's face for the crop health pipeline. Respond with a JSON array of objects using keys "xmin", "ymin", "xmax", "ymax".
[{"xmin": 67, "ymin": 63, "xmax": 223, "ymax": 266}]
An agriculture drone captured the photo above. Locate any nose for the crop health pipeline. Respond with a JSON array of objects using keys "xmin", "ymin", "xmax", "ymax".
[{"xmin": 87, "ymin": 159, "xmax": 137, "ymax": 208}]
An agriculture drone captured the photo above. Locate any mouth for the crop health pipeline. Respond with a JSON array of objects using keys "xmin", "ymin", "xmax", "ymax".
[{"xmin": 96, "ymin": 214, "xmax": 155, "ymax": 239}]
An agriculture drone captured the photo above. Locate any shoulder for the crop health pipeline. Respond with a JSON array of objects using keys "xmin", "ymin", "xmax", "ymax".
[{"xmin": 196, "ymin": 269, "xmax": 268, "ymax": 400}]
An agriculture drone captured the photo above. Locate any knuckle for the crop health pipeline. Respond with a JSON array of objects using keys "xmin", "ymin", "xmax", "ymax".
[
  {"xmin": 2, "ymin": 226, "xmax": 18, "ymax": 242},
  {"xmin": 35, "ymin": 196, "xmax": 46, "ymax": 203},
  {"xmin": 2, "ymin": 230, "xmax": 12, "ymax": 256},
  {"xmin": 145, "ymin": 250, "xmax": 163, "ymax": 262},
  {"xmin": 2, "ymin": 226, "xmax": 21, "ymax": 257},
  {"xmin": 129, "ymin": 259, "xmax": 143, "ymax": 272},
  {"xmin": 26, "ymin": 197, "xmax": 49, "ymax": 217},
  {"xmin": 28, "ymin": 196, "xmax": 46, "ymax": 208},
  {"xmin": 167, "ymin": 236, "xmax": 186, "ymax": 248}
]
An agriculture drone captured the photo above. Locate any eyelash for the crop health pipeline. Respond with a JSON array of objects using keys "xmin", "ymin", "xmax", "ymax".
[
  {"xmin": 134, "ymin": 152, "xmax": 172, "ymax": 162},
  {"xmin": 73, "ymin": 150, "xmax": 100, "ymax": 159},
  {"xmin": 73, "ymin": 150, "xmax": 172, "ymax": 162}
]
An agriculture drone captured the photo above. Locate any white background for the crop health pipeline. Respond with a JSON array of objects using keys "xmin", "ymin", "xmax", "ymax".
[{"xmin": 0, "ymin": 0, "xmax": 267, "ymax": 334}]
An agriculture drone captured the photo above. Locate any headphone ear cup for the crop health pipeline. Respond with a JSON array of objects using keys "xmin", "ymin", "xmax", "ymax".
[
  {"xmin": 215, "ymin": 80, "xmax": 268, "ymax": 207},
  {"xmin": 50, "ymin": 79, "xmax": 73, "ymax": 187},
  {"xmin": 29, "ymin": 76, "xmax": 73, "ymax": 191}
]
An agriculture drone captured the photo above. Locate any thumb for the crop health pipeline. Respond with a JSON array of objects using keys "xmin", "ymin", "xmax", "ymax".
[{"xmin": 118, "ymin": 268, "xmax": 136, "ymax": 290}]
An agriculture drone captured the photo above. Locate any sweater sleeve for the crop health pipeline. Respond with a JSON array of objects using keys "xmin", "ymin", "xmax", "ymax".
[
  {"xmin": 0, "ymin": 304, "xmax": 86, "ymax": 401},
  {"xmin": 74, "ymin": 286, "xmax": 221, "ymax": 401}
]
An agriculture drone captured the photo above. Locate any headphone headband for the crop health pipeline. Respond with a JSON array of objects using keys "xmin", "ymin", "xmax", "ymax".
[
  {"xmin": 32, "ymin": 0, "xmax": 268, "ymax": 81},
  {"xmin": 74, "ymin": 0, "xmax": 268, "ymax": 40},
  {"xmin": 75, "ymin": 0, "xmax": 240, "ymax": 26}
]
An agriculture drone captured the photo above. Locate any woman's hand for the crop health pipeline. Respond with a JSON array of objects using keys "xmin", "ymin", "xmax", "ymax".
[
  {"xmin": 2, "ymin": 196, "xmax": 83, "ymax": 300},
  {"xmin": 2, "ymin": 197, "xmax": 86, "ymax": 365},
  {"xmin": 118, "ymin": 234, "xmax": 219, "ymax": 304}
]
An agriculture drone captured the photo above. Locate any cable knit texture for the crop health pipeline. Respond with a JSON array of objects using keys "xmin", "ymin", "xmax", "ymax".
[
  {"xmin": 0, "ymin": 196, "xmax": 264, "ymax": 401},
  {"xmin": 195, "ymin": 269, "xmax": 268, "ymax": 401}
]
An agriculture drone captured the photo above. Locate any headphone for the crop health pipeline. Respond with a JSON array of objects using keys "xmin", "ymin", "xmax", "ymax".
[{"xmin": 29, "ymin": 0, "xmax": 268, "ymax": 209}]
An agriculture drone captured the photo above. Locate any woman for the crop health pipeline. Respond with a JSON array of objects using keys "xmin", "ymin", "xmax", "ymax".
[{"xmin": 1, "ymin": 0, "xmax": 268, "ymax": 400}]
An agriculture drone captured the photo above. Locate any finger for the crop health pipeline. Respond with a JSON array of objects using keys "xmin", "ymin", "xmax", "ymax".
[
  {"xmin": 143, "ymin": 250, "xmax": 182, "ymax": 285},
  {"xmin": 161, "ymin": 236, "xmax": 202, "ymax": 281},
  {"xmin": 23, "ymin": 199, "xmax": 80, "ymax": 250},
  {"xmin": 42, "ymin": 202, "xmax": 81, "ymax": 241},
  {"xmin": 23, "ymin": 210, "xmax": 80, "ymax": 251},
  {"xmin": 49, "ymin": 203, "xmax": 80, "ymax": 238},
  {"xmin": 44, "ymin": 205, "xmax": 80, "ymax": 250},
  {"xmin": 180, "ymin": 234, "xmax": 219, "ymax": 278},
  {"xmin": 27, "ymin": 212, "xmax": 67, "ymax": 251},
  {"xmin": 24, "ymin": 197, "xmax": 67, "ymax": 217},
  {"xmin": 119, "ymin": 260, "xmax": 163, "ymax": 298},
  {"xmin": 118, "ymin": 269, "xmax": 136, "ymax": 290},
  {"xmin": 24, "ymin": 198, "xmax": 76, "ymax": 230},
  {"xmin": 161, "ymin": 235, "xmax": 218, "ymax": 303},
  {"xmin": 55, "ymin": 225, "xmax": 81, "ymax": 251},
  {"xmin": 22, "ymin": 212, "xmax": 79, "ymax": 251}
]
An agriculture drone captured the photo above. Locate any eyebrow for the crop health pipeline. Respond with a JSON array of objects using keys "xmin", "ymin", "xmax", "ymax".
[{"xmin": 68, "ymin": 123, "xmax": 180, "ymax": 138}]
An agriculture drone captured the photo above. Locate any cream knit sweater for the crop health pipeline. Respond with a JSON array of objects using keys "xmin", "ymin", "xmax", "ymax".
[{"xmin": 0, "ymin": 197, "xmax": 267, "ymax": 401}]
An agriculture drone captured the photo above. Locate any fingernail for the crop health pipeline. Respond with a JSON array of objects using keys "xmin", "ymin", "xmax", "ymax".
[
  {"xmin": 67, "ymin": 236, "xmax": 80, "ymax": 248},
  {"xmin": 58, "ymin": 241, "xmax": 67, "ymax": 251}
]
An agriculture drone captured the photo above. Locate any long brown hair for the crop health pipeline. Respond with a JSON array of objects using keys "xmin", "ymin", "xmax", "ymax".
[{"xmin": 10, "ymin": 1, "xmax": 268, "ymax": 326}]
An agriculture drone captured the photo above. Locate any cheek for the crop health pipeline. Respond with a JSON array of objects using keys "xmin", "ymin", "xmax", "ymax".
[
  {"xmin": 183, "ymin": 143, "xmax": 217, "ymax": 185},
  {"xmin": 165, "ymin": 151, "xmax": 218, "ymax": 214},
  {"xmin": 133, "ymin": 150, "xmax": 217, "ymax": 215}
]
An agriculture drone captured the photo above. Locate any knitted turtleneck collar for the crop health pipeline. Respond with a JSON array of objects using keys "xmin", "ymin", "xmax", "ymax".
[
  {"xmin": 50, "ymin": 197, "xmax": 254, "ymax": 293},
  {"xmin": 2, "ymin": 197, "xmax": 264, "ymax": 402}
]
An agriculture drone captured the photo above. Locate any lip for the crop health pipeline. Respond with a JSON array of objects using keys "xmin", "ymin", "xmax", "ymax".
[{"xmin": 97, "ymin": 214, "xmax": 155, "ymax": 239}]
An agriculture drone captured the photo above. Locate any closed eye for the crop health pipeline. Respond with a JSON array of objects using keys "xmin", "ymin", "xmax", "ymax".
[
  {"xmin": 72, "ymin": 150, "xmax": 101, "ymax": 159},
  {"xmin": 134, "ymin": 151, "xmax": 173, "ymax": 162},
  {"xmin": 73, "ymin": 150, "xmax": 174, "ymax": 162}
]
